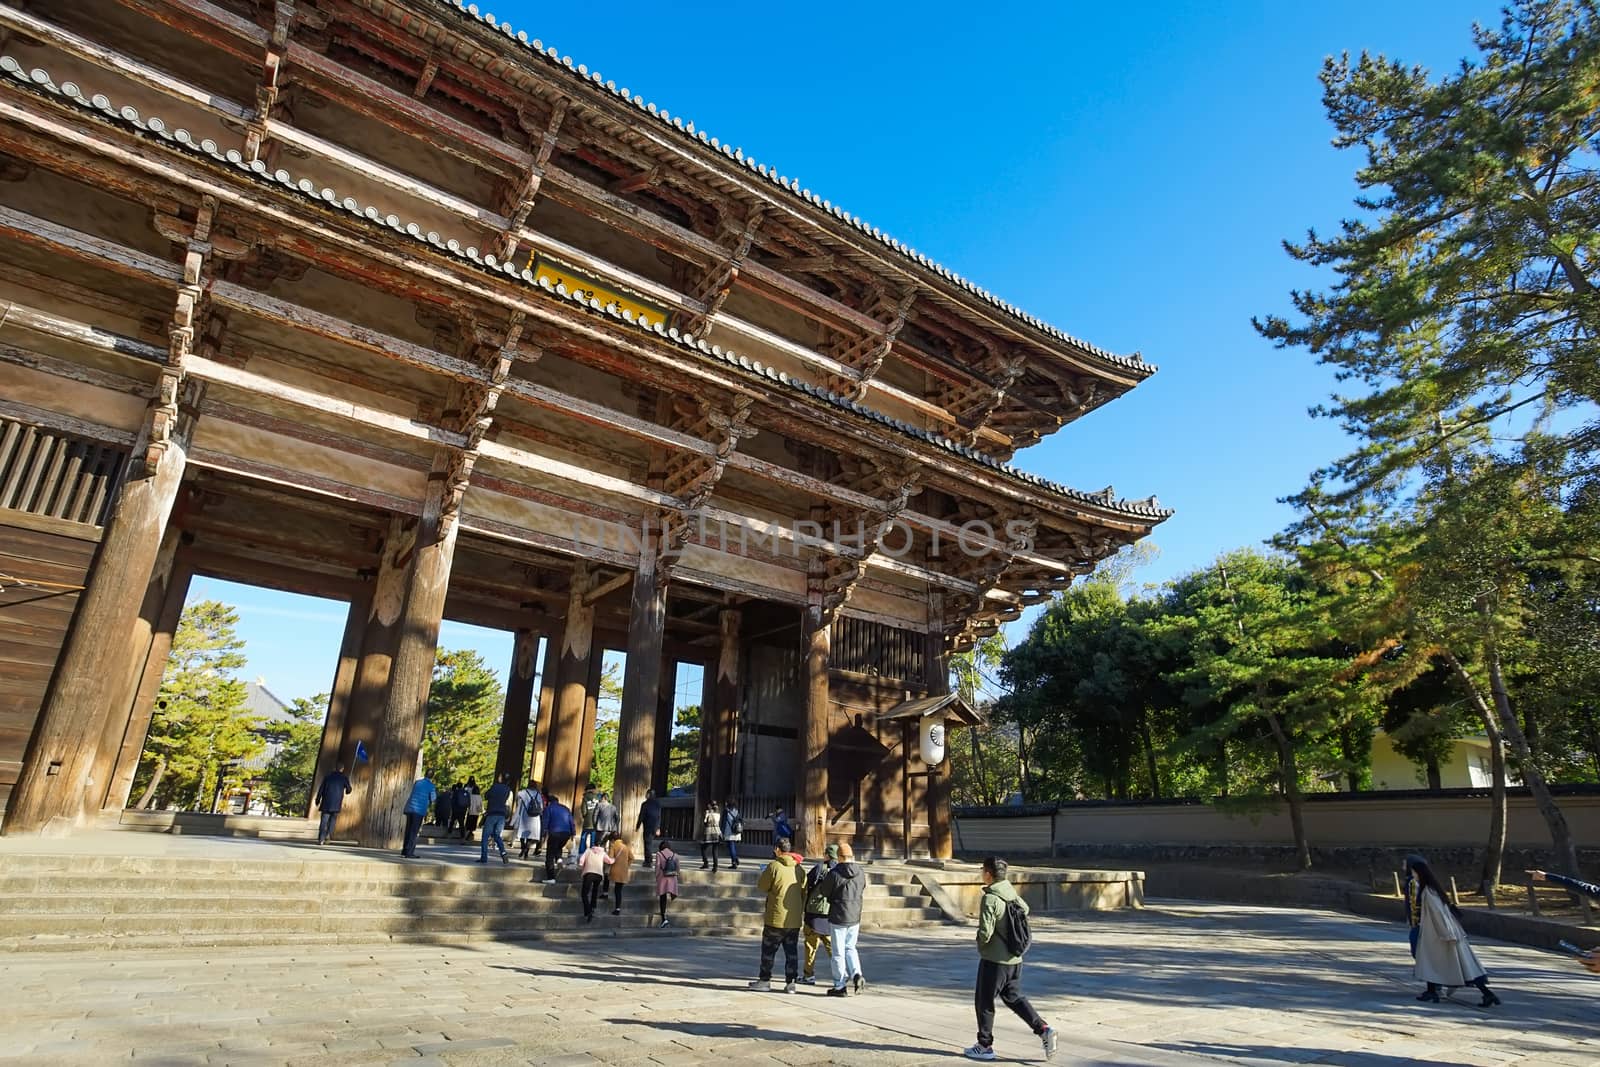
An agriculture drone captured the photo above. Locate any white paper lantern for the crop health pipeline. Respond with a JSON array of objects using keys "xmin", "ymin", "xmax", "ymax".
[{"xmin": 920, "ymin": 716, "xmax": 947, "ymax": 766}]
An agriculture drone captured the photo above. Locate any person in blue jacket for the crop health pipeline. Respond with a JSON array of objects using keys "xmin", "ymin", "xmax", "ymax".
[
  {"xmin": 540, "ymin": 793, "xmax": 576, "ymax": 884},
  {"xmin": 400, "ymin": 773, "xmax": 437, "ymax": 858}
]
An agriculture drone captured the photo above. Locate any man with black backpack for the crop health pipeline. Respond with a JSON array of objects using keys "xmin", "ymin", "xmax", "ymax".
[{"xmin": 966, "ymin": 856, "xmax": 1056, "ymax": 1062}]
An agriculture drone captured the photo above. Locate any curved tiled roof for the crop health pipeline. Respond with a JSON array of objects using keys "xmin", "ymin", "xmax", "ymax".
[
  {"xmin": 422, "ymin": 0, "xmax": 1155, "ymax": 380},
  {"xmin": 0, "ymin": 57, "xmax": 1170, "ymax": 524}
]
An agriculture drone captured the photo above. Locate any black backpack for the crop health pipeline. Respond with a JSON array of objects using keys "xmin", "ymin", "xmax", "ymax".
[
  {"xmin": 729, "ymin": 814, "xmax": 744, "ymax": 838},
  {"xmin": 987, "ymin": 887, "xmax": 1032, "ymax": 957},
  {"xmin": 661, "ymin": 851, "xmax": 679, "ymax": 876}
]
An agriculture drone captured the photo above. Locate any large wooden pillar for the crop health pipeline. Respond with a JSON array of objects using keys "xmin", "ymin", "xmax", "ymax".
[
  {"xmin": 495, "ymin": 628, "xmax": 539, "ymax": 784},
  {"xmin": 798, "ymin": 610, "xmax": 831, "ymax": 855},
  {"xmin": 102, "ymin": 541, "xmax": 194, "ymax": 812},
  {"xmin": 651, "ymin": 658, "xmax": 677, "ymax": 796},
  {"xmin": 4, "ymin": 413, "xmax": 194, "ymax": 834},
  {"xmin": 574, "ymin": 648, "xmax": 604, "ymax": 794},
  {"xmin": 336, "ymin": 521, "xmax": 410, "ymax": 833},
  {"xmin": 613, "ymin": 550, "xmax": 666, "ymax": 852},
  {"xmin": 542, "ymin": 562, "xmax": 595, "ymax": 811},
  {"xmin": 712, "ymin": 608, "xmax": 741, "ymax": 804},
  {"xmin": 357, "ymin": 471, "xmax": 461, "ymax": 848},
  {"xmin": 307, "ymin": 580, "xmax": 375, "ymax": 817},
  {"xmin": 528, "ymin": 631, "xmax": 558, "ymax": 784}
]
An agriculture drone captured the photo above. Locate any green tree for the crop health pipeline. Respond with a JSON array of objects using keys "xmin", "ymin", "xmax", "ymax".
[
  {"xmin": 422, "ymin": 649, "xmax": 503, "ymax": 787},
  {"xmin": 133, "ymin": 600, "xmax": 263, "ymax": 811},
  {"xmin": 1159, "ymin": 551, "xmax": 1353, "ymax": 870},
  {"xmin": 586, "ymin": 660, "xmax": 625, "ymax": 792},
  {"xmin": 949, "ymin": 719, "xmax": 1021, "ymax": 807},
  {"xmin": 260, "ymin": 694, "xmax": 327, "ymax": 816},
  {"xmin": 666, "ymin": 703, "xmax": 701, "ymax": 792},
  {"xmin": 1259, "ymin": 0, "xmax": 1600, "ymax": 887}
]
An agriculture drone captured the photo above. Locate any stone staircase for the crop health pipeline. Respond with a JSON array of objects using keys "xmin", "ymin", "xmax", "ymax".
[{"xmin": 0, "ymin": 850, "xmax": 948, "ymax": 952}]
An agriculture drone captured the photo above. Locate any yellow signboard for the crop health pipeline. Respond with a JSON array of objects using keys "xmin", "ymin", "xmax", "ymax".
[{"xmin": 527, "ymin": 253, "xmax": 670, "ymax": 331}]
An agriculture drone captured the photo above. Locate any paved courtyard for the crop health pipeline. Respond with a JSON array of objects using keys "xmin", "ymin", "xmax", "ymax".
[{"xmin": 0, "ymin": 903, "xmax": 1593, "ymax": 1066}]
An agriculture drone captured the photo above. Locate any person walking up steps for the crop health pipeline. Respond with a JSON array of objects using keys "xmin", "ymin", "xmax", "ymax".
[
  {"xmin": 463, "ymin": 780, "xmax": 483, "ymax": 842},
  {"xmin": 313, "ymin": 763, "xmax": 351, "ymax": 845},
  {"xmin": 605, "ymin": 831, "xmax": 634, "ymax": 916},
  {"xmin": 578, "ymin": 836, "xmax": 613, "ymax": 923},
  {"xmin": 748, "ymin": 837, "xmax": 804, "ymax": 993},
  {"xmin": 1406, "ymin": 854, "xmax": 1500, "ymax": 1006},
  {"xmin": 700, "ymin": 800, "xmax": 722, "ymax": 870},
  {"xmin": 721, "ymin": 798, "xmax": 743, "ymax": 869},
  {"xmin": 399, "ymin": 772, "xmax": 437, "ymax": 860},
  {"xmin": 655, "ymin": 834, "xmax": 680, "ymax": 928},
  {"xmin": 478, "ymin": 773, "xmax": 512, "ymax": 864},
  {"xmin": 638, "ymin": 789, "xmax": 662, "ymax": 867},
  {"xmin": 578, "ymin": 782, "xmax": 601, "ymax": 854},
  {"xmin": 539, "ymin": 792, "xmax": 575, "ymax": 884},
  {"xmin": 514, "ymin": 779, "xmax": 543, "ymax": 859},
  {"xmin": 801, "ymin": 843, "xmax": 835, "ymax": 985},
  {"xmin": 819, "ymin": 842, "xmax": 865, "ymax": 996},
  {"xmin": 965, "ymin": 856, "xmax": 1057, "ymax": 1061}
]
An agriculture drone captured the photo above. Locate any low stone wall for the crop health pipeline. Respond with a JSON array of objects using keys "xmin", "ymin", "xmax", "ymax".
[
  {"xmin": 955, "ymin": 790, "xmax": 1600, "ymax": 865},
  {"xmin": 920, "ymin": 866, "xmax": 1143, "ymax": 920}
]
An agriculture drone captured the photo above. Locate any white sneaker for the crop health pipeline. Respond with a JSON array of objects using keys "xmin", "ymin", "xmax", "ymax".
[
  {"xmin": 783, "ymin": 980, "xmax": 796, "ymax": 994},
  {"xmin": 747, "ymin": 979, "xmax": 770, "ymax": 991},
  {"xmin": 1041, "ymin": 1026, "xmax": 1058, "ymax": 1059},
  {"xmin": 963, "ymin": 1045, "xmax": 997, "ymax": 1061}
]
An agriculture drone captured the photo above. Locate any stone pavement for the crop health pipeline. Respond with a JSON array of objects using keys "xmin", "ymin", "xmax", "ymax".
[{"xmin": 0, "ymin": 903, "xmax": 1593, "ymax": 1066}]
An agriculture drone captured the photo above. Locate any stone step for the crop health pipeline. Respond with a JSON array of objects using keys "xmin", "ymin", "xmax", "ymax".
[
  {"xmin": 0, "ymin": 871, "xmax": 924, "ymax": 900},
  {"xmin": 0, "ymin": 904, "xmax": 943, "ymax": 948}
]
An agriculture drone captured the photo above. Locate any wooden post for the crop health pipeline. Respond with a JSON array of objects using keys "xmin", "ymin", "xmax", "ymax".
[
  {"xmin": 1527, "ymin": 883, "xmax": 1541, "ymax": 917},
  {"xmin": 1393, "ymin": 871, "xmax": 1404, "ymax": 898},
  {"xmin": 101, "ymin": 542, "xmax": 194, "ymax": 813},
  {"xmin": 307, "ymin": 580, "xmax": 375, "ymax": 818},
  {"xmin": 613, "ymin": 551, "xmax": 666, "ymax": 854},
  {"xmin": 336, "ymin": 519, "xmax": 411, "ymax": 834},
  {"xmin": 4, "ymin": 420, "xmax": 192, "ymax": 835},
  {"xmin": 651, "ymin": 657, "xmax": 677, "ymax": 795},
  {"xmin": 495, "ymin": 627, "xmax": 538, "ymax": 784},
  {"xmin": 575, "ymin": 645, "xmax": 605, "ymax": 794},
  {"xmin": 356, "ymin": 470, "xmax": 461, "ymax": 849},
  {"xmin": 712, "ymin": 607, "xmax": 741, "ymax": 804},
  {"xmin": 528, "ymin": 632, "xmax": 558, "ymax": 784},
  {"xmin": 542, "ymin": 562, "xmax": 595, "ymax": 811},
  {"xmin": 925, "ymin": 594, "xmax": 953, "ymax": 859},
  {"xmin": 798, "ymin": 610, "xmax": 830, "ymax": 856}
]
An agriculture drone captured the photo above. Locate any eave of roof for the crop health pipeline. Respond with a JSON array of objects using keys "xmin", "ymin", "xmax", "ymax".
[
  {"xmin": 0, "ymin": 57, "xmax": 1171, "ymax": 526},
  {"xmin": 409, "ymin": 0, "xmax": 1157, "ymax": 382}
]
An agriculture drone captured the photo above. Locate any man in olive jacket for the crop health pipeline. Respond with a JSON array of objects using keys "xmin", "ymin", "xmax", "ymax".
[
  {"xmin": 748, "ymin": 838, "xmax": 804, "ymax": 993},
  {"xmin": 966, "ymin": 857, "xmax": 1056, "ymax": 1062}
]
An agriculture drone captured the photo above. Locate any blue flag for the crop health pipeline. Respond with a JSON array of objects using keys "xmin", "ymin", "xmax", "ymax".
[{"xmin": 355, "ymin": 740, "xmax": 370, "ymax": 763}]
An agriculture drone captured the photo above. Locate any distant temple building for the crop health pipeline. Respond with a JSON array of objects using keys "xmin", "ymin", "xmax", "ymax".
[{"xmin": 0, "ymin": 0, "xmax": 1166, "ymax": 854}]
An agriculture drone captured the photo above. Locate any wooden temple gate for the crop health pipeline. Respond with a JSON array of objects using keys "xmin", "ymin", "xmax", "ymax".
[{"xmin": 0, "ymin": 0, "xmax": 1168, "ymax": 856}]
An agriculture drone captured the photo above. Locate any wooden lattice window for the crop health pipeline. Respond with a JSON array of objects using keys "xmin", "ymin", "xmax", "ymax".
[
  {"xmin": 831, "ymin": 615, "xmax": 927, "ymax": 683},
  {"xmin": 0, "ymin": 417, "xmax": 128, "ymax": 527}
]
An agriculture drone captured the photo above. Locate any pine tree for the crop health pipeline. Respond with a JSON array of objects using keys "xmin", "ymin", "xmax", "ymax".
[{"xmin": 133, "ymin": 600, "xmax": 263, "ymax": 811}]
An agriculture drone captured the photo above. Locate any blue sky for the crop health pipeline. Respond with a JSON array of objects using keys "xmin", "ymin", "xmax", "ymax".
[{"xmin": 191, "ymin": 1, "xmax": 1503, "ymax": 705}]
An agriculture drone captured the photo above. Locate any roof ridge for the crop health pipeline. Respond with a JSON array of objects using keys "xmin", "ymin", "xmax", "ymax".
[
  {"xmin": 427, "ymin": 1, "xmax": 1155, "ymax": 379},
  {"xmin": 0, "ymin": 56, "xmax": 1170, "ymax": 524}
]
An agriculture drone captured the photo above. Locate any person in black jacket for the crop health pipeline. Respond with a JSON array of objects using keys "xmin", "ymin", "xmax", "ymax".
[
  {"xmin": 637, "ymin": 789, "xmax": 662, "ymax": 867},
  {"xmin": 313, "ymin": 764, "xmax": 352, "ymax": 845},
  {"xmin": 800, "ymin": 844, "xmax": 836, "ymax": 985},
  {"xmin": 817, "ymin": 841, "xmax": 866, "ymax": 996},
  {"xmin": 1527, "ymin": 869, "xmax": 1600, "ymax": 974}
]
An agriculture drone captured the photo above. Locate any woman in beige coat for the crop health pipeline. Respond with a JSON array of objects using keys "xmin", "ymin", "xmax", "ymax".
[{"xmin": 1405, "ymin": 854, "xmax": 1500, "ymax": 1007}]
